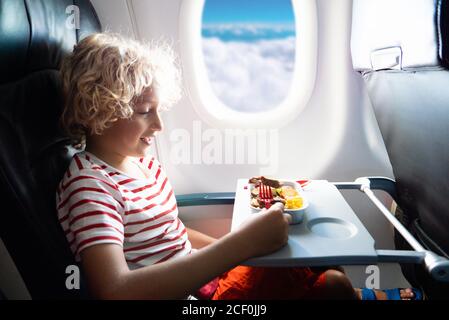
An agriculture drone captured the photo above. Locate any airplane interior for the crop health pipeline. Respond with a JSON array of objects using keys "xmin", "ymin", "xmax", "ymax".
[{"xmin": 0, "ymin": 0, "xmax": 448, "ymax": 301}]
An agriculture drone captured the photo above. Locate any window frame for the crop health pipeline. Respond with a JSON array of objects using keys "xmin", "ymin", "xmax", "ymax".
[{"xmin": 178, "ymin": 0, "xmax": 317, "ymax": 129}]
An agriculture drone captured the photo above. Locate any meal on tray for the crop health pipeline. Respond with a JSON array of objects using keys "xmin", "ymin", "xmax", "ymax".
[{"xmin": 248, "ymin": 176, "xmax": 305, "ymax": 210}]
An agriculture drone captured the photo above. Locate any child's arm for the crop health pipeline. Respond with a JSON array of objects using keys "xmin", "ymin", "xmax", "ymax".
[
  {"xmin": 80, "ymin": 203, "xmax": 288, "ymax": 299},
  {"xmin": 186, "ymin": 227, "xmax": 217, "ymax": 249}
]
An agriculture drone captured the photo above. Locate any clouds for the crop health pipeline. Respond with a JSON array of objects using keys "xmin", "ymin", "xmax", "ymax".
[
  {"xmin": 202, "ymin": 23, "xmax": 295, "ymax": 42},
  {"xmin": 202, "ymin": 29, "xmax": 296, "ymax": 112}
]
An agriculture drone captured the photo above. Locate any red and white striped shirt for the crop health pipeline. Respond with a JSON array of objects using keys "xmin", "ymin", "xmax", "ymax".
[{"xmin": 56, "ymin": 151, "xmax": 192, "ymax": 270}]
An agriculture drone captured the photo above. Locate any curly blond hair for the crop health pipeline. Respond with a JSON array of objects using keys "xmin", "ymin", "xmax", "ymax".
[{"xmin": 60, "ymin": 33, "xmax": 182, "ymax": 148}]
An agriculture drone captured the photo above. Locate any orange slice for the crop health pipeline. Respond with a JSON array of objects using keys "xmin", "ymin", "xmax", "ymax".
[{"xmin": 281, "ymin": 186, "xmax": 298, "ymax": 198}]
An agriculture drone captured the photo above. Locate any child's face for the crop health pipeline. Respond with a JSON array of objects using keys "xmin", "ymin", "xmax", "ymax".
[{"xmin": 96, "ymin": 87, "xmax": 163, "ymax": 158}]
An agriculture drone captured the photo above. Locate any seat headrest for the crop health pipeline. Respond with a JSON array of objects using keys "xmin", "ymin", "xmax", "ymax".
[
  {"xmin": 0, "ymin": 0, "xmax": 101, "ymax": 85},
  {"xmin": 351, "ymin": 0, "xmax": 449, "ymax": 71}
]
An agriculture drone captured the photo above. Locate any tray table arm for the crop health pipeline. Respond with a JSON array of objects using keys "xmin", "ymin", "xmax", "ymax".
[
  {"xmin": 176, "ymin": 192, "xmax": 235, "ymax": 207},
  {"xmin": 333, "ymin": 176, "xmax": 397, "ymax": 200},
  {"xmin": 334, "ymin": 177, "xmax": 449, "ymax": 283}
]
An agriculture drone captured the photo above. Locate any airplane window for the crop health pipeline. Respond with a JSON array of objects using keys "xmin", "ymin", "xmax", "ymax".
[
  {"xmin": 179, "ymin": 0, "xmax": 317, "ymax": 129},
  {"xmin": 201, "ymin": 0, "xmax": 296, "ymax": 113}
]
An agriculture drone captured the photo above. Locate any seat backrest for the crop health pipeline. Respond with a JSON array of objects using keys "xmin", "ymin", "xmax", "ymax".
[
  {"xmin": 351, "ymin": 0, "xmax": 449, "ymax": 298},
  {"xmin": 0, "ymin": 0, "xmax": 100, "ymax": 299}
]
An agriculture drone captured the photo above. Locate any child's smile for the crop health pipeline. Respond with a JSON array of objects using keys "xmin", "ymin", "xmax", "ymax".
[{"xmin": 140, "ymin": 136, "xmax": 153, "ymax": 146}]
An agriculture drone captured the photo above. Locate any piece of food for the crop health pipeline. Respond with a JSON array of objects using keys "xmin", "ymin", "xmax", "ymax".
[
  {"xmin": 251, "ymin": 198, "xmax": 261, "ymax": 208},
  {"xmin": 251, "ymin": 187, "xmax": 259, "ymax": 198},
  {"xmin": 272, "ymin": 196, "xmax": 286, "ymax": 205},
  {"xmin": 248, "ymin": 176, "xmax": 281, "ymax": 188},
  {"xmin": 260, "ymin": 176, "xmax": 281, "ymax": 188},
  {"xmin": 250, "ymin": 176, "xmax": 305, "ymax": 210},
  {"xmin": 250, "ymin": 186, "xmax": 277, "ymax": 199},
  {"xmin": 285, "ymin": 196, "xmax": 303, "ymax": 209},
  {"xmin": 279, "ymin": 186, "xmax": 298, "ymax": 198},
  {"xmin": 248, "ymin": 176, "xmax": 262, "ymax": 185}
]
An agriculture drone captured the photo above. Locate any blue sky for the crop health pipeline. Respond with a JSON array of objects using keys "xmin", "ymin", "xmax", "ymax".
[{"xmin": 202, "ymin": 0, "xmax": 295, "ymax": 24}]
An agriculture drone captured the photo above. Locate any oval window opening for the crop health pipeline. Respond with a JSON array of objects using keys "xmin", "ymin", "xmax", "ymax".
[{"xmin": 201, "ymin": 0, "xmax": 296, "ymax": 113}]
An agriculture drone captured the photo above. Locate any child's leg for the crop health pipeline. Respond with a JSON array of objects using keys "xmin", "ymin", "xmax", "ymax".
[
  {"xmin": 307, "ymin": 269, "xmax": 357, "ymax": 300},
  {"xmin": 212, "ymin": 266, "xmax": 356, "ymax": 300}
]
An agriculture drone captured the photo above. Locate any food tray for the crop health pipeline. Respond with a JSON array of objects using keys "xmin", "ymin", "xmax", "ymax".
[
  {"xmin": 249, "ymin": 180, "xmax": 309, "ymax": 224},
  {"xmin": 231, "ymin": 179, "xmax": 378, "ymax": 267}
]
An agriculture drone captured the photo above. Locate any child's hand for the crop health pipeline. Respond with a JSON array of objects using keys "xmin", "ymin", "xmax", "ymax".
[{"xmin": 234, "ymin": 202, "xmax": 290, "ymax": 259}]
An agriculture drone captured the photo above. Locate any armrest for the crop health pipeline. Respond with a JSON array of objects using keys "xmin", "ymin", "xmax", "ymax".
[{"xmin": 176, "ymin": 192, "xmax": 235, "ymax": 207}]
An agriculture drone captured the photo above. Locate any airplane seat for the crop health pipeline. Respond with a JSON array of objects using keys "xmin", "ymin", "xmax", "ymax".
[
  {"xmin": 0, "ymin": 0, "xmax": 101, "ymax": 299},
  {"xmin": 351, "ymin": 0, "xmax": 449, "ymax": 298}
]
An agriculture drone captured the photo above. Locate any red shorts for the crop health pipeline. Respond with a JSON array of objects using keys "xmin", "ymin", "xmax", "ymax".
[{"xmin": 195, "ymin": 266, "xmax": 327, "ymax": 300}]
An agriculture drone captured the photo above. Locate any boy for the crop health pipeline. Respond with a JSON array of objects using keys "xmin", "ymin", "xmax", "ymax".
[{"xmin": 57, "ymin": 33, "xmax": 415, "ymax": 300}]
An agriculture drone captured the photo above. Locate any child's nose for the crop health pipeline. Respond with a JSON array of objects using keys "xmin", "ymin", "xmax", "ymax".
[{"xmin": 150, "ymin": 114, "xmax": 163, "ymax": 132}]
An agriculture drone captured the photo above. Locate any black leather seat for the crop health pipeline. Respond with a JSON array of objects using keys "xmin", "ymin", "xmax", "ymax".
[
  {"xmin": 351, "ymin": 0, "xmax": 449, "ymax": 298},
  {"xmin": 0, "ymin": 0, "xmax": 100, "ymax": 299}
]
